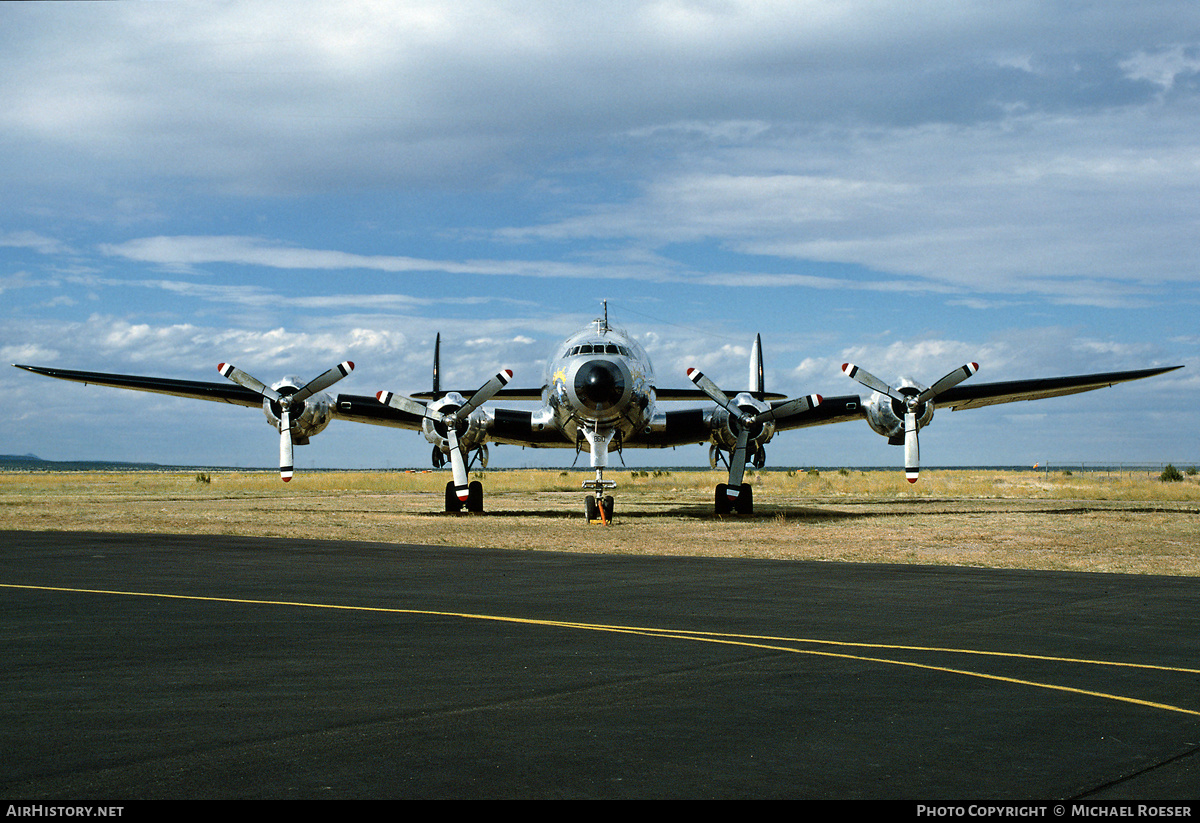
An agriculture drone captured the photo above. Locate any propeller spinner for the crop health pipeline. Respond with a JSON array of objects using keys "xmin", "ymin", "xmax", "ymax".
[{"xmin": 842, "ymin": 361, "xmax": 978, "ymax": 482}]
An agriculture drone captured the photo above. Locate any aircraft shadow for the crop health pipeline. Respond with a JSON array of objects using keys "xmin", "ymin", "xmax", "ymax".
[{"xmin": 466, "ymin": 505, "xmax": 862, "ymax": 521}]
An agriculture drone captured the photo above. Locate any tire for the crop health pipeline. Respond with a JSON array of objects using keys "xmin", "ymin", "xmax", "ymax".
[
  {"xmin": 467, "ymin": 480, "xmax": 484, "ymax": 513},
  {"xmin": 585, "ymin": 494, "xmax": 599, "ymax": 521},
  {"xmin": 602, "ymin": 495, "xmax": 614, "ymax": 521},
  {"xmin": 445, "ymin": 481, "xmax": 463, "ymax": 513},
  {"xmin": 714, "ymin": 484, "xmax": 731, "ymax": 515}
]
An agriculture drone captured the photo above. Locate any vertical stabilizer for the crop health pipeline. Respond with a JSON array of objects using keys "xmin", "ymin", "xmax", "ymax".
[
  {"xmin": 432, "ymin": 333, "xmax": 441, "ymax": 395},
  {"xmin": 749, "ymin": 333, "xmax": 764, "ymax": 394}
]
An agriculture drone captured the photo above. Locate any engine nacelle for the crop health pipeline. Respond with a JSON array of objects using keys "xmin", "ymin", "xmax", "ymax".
[
  {"xmin": 262, "ymin": 376, "xmax": 334, "ymax": 444},
  {"xmin": 420, "ymin": 392, "xmax": 489, "ymax": 456},
  {"xmin": 862, "ymin": 379, "xmax": 935, "ymax": 443},
  {"xmin": 710, "ymin": 391, "xmax": 776, "ymax": 454}
]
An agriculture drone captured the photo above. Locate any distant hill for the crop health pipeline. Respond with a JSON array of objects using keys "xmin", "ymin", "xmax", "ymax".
[{"xmin": 0, "ymin": 454, "xmax": 172, "ymax": 471}]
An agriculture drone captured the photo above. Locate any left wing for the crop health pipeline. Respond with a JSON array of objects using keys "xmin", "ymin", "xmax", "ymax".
[
  {"xmin": 934, "ymin": 365, "xmax": 1183, "ymax": 410},
  {"xmin": 765, "ymin": 364, "xmax": 1183, "ymax": 431}
]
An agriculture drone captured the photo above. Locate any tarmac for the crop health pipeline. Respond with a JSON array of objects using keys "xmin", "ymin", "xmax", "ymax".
[{"xmin": 1, "ymin": 529, "xmax": 1198, "ymax": 800}]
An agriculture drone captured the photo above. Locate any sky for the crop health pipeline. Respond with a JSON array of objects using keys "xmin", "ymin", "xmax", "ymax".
[{"xmin": 2, "ymin": 1, "xmax": 1198, "ymax": 471}]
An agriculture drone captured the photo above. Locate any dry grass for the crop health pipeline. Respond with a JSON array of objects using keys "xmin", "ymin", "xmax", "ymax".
[{"xmin": 1, "ymin": 469, "xmax": 1197, "ymax": 576}]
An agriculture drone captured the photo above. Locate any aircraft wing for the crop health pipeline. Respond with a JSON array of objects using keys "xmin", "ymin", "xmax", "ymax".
[
  {"xmin": 772, "ymin": 394, "xmax": 866, "ymax": 430},
  {"xmin": 15, "ymin": 363, "xmax": 433, "ymax": 433},
  {"xmin": 332, "ymin": 393, "xmax": 427, "ymax": 430},
  {"xmin": 412, "ymin": 387, "xmax": 545, "ymax": 401},
  {"xmin": 13, "ymin": 364, "xmax": 264, "ymax": 408},
  {"xmin": 757, "ymin": 365, "xmax": 1183, "ymax": 432},
  {"xmin": 934, "ymin": 365, "xmax": 1183, "ymax": 411},
  {"xmin": 654, "ymin": 387, "xmax": 786, "ymax": 401}
]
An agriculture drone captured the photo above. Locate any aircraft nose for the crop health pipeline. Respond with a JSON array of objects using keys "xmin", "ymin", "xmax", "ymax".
[{"xmin": 574, "ymin": 359, "xmax": 626, "ymax": 411}]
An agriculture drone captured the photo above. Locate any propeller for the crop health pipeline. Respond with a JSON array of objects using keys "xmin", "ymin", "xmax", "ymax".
[
  {"xmin": 217, "ymin": 361, "xmax": 354, "ymax": 481},
  {"xmin": 687, "ymin": 367, "xmax": 820, "ymax": 501},
  {"xmin": 841, "ymin": 361, "xmax": 978, "ymax": 482},
  {"xmin": 378, "ymin": 368, "xmax": 512, "ymax": 502}
]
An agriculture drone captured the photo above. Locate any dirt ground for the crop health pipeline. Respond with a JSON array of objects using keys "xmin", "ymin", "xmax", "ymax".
[{"xmin": 1, "ymin": 469, "xmax": 1197, "ymax": 576}]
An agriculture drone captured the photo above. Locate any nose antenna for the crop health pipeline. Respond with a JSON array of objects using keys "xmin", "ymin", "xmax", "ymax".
[{"xmin": 595, "ymin": 299, "xmax": 610, "ymax": 333}]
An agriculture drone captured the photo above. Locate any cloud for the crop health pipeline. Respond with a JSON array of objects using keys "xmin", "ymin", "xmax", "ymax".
[{"xmin": 0, "ymin": 231, "xmax": 65, "ymax": 255}]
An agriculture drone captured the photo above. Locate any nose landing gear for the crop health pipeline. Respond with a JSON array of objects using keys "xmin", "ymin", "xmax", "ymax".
[{"xmin": 580, "ymin": 425, "xmax": 617, "ymax": 524}]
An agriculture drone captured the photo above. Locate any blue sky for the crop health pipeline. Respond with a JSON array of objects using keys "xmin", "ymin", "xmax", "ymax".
[{"xmin": 2, "ymin": 2, "xmax": 1197, "ymax": 470}]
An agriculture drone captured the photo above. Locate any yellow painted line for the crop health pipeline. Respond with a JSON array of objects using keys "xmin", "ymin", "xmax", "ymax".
[
  {"xmin": 4, "ymin": 582, "xmax": 1199, "ymax": 718},
  {"xmin": 530, "ymin": 620, "xmax": 1200, "ymax": 675},
  {"xmin": 566, "ymin": 626, "xmax": 1200, "ymax": 718}
]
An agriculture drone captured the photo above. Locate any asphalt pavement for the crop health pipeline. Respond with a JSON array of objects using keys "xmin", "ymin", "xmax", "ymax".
[{"xmin": 1, "ymin": 530, "xmax": 1197, "ymax": 800}]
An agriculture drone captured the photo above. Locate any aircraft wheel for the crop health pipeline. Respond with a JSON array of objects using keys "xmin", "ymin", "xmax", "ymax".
[
  {"xmin": 714, "ymin": 484, "xmax": 731, "ymax": 515},
  {"xmin": 734, "ymin": 483, "xmax": 753, "ymax": 515},
  {"xmin": 585, "ymin": 494, "xmax": 599, "ymax": 521},
  {"xmin": 602, "ymin": 495, "xmax": 614, "ymax": 521},
  {"xmin": 467, "ymin": 480, "xmax": 484, "ymax": 513},
  {"xmin": 445, "ymin": 481, "xmax": 463, "ymax": 513}
]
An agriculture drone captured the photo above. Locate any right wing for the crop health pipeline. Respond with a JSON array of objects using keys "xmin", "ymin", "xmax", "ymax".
[{"xmin": 13, "ymin": 364, "xmax": 263, "ymax": 408}]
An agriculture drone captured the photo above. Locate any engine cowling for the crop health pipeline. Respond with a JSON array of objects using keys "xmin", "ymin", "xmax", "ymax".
[
  {"xmin": 420, "ymin": 391, "xmax": 489, "ymax": 456},
  {"xmin": 262, "ymin": 376, "xmax": 335, "ymax": 444},
  {"xmin": 862, "ymin": 379, "xmax": 934, "ymax": 443},
  {"xmin": 710, "ymin": 391, "xmax": 776, "ymax": 454}
]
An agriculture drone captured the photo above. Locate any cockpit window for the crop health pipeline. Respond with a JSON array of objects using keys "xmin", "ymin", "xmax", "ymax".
[{"xmin": 605, "ymin": 344, "xmax": 619, "ymax": 354}]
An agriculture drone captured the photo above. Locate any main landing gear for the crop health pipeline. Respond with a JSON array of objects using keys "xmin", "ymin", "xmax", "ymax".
[
  {"xmin": 714, "ymin": 482, "xmax": 753, "ymax": 515},
  {"xmin": 445, "ymin": 480, "xmax": 484, "ymax": 513}
]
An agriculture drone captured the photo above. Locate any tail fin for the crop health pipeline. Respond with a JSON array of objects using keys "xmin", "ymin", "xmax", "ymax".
[
  {"xmin": 749, "ymin": 333, "xmax": 764, "ymax": 395},
  {"xmin": 432, "ymin": 333, "xmax": 441, "ymax": 395}
]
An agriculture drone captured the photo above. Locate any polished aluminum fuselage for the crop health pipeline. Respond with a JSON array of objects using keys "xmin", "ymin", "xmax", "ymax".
[{"xmin": 541, "ymin": 323, "xmax": 656, "ymax": 447}]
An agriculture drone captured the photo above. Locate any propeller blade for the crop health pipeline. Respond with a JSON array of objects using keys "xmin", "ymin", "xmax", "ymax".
[
  {"xmin": 687, "ymin": 368, "xmax": 743, "ymax": 419},
  {"xmin": 841, "ymin": 362, "xmax": 902, "ymax": 401},
  {"xmin": 918, "ymin": 362, "xmax": 979, "ymax": 403},
  {"xmin": 279, "ymin": 405, "xmax": 294, "ymax": 482},
  {"xmin": 377, "ymin": 390, "xmax": 439, "ymax": 421},
  {"xmin": 453, "ymin": 369, "xmax": 513, "ymax": 421},
  {"xmin": 446, "ymin": 425, "xmax": 469, "ymax": 502},
  {"xmin": 752, "ymin": 393, "xmax": 822, "ymax": 423},
  {"xmin": 292, "ymin": 361, "xmax": 355, "ymax": 403},
  {"xmin": 217, "ymin": 363, "xmax": 282, "ymax": 403},
  {"xmin": 726, "ymin": 424, "xmax": 751, "ymax": 496},
  {"xmin": 904, "ymin": 410, "xmax": 919, "ymax": 483}
]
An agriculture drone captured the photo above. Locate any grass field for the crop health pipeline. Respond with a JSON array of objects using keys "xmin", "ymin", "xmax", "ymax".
[{"xmin": 1, "ymin": 468, "xmax": 1197, "ymax": 575}]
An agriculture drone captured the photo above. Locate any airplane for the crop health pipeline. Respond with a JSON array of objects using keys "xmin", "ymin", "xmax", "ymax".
[{"xmin": 13, "ymin": 305, "xmax": 1183, "ymax": 521}]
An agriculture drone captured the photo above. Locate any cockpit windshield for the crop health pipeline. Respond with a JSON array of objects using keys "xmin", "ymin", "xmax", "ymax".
[{"xmin": 565, "ymin": 342, "xmax": 632, "ymax": 358}]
